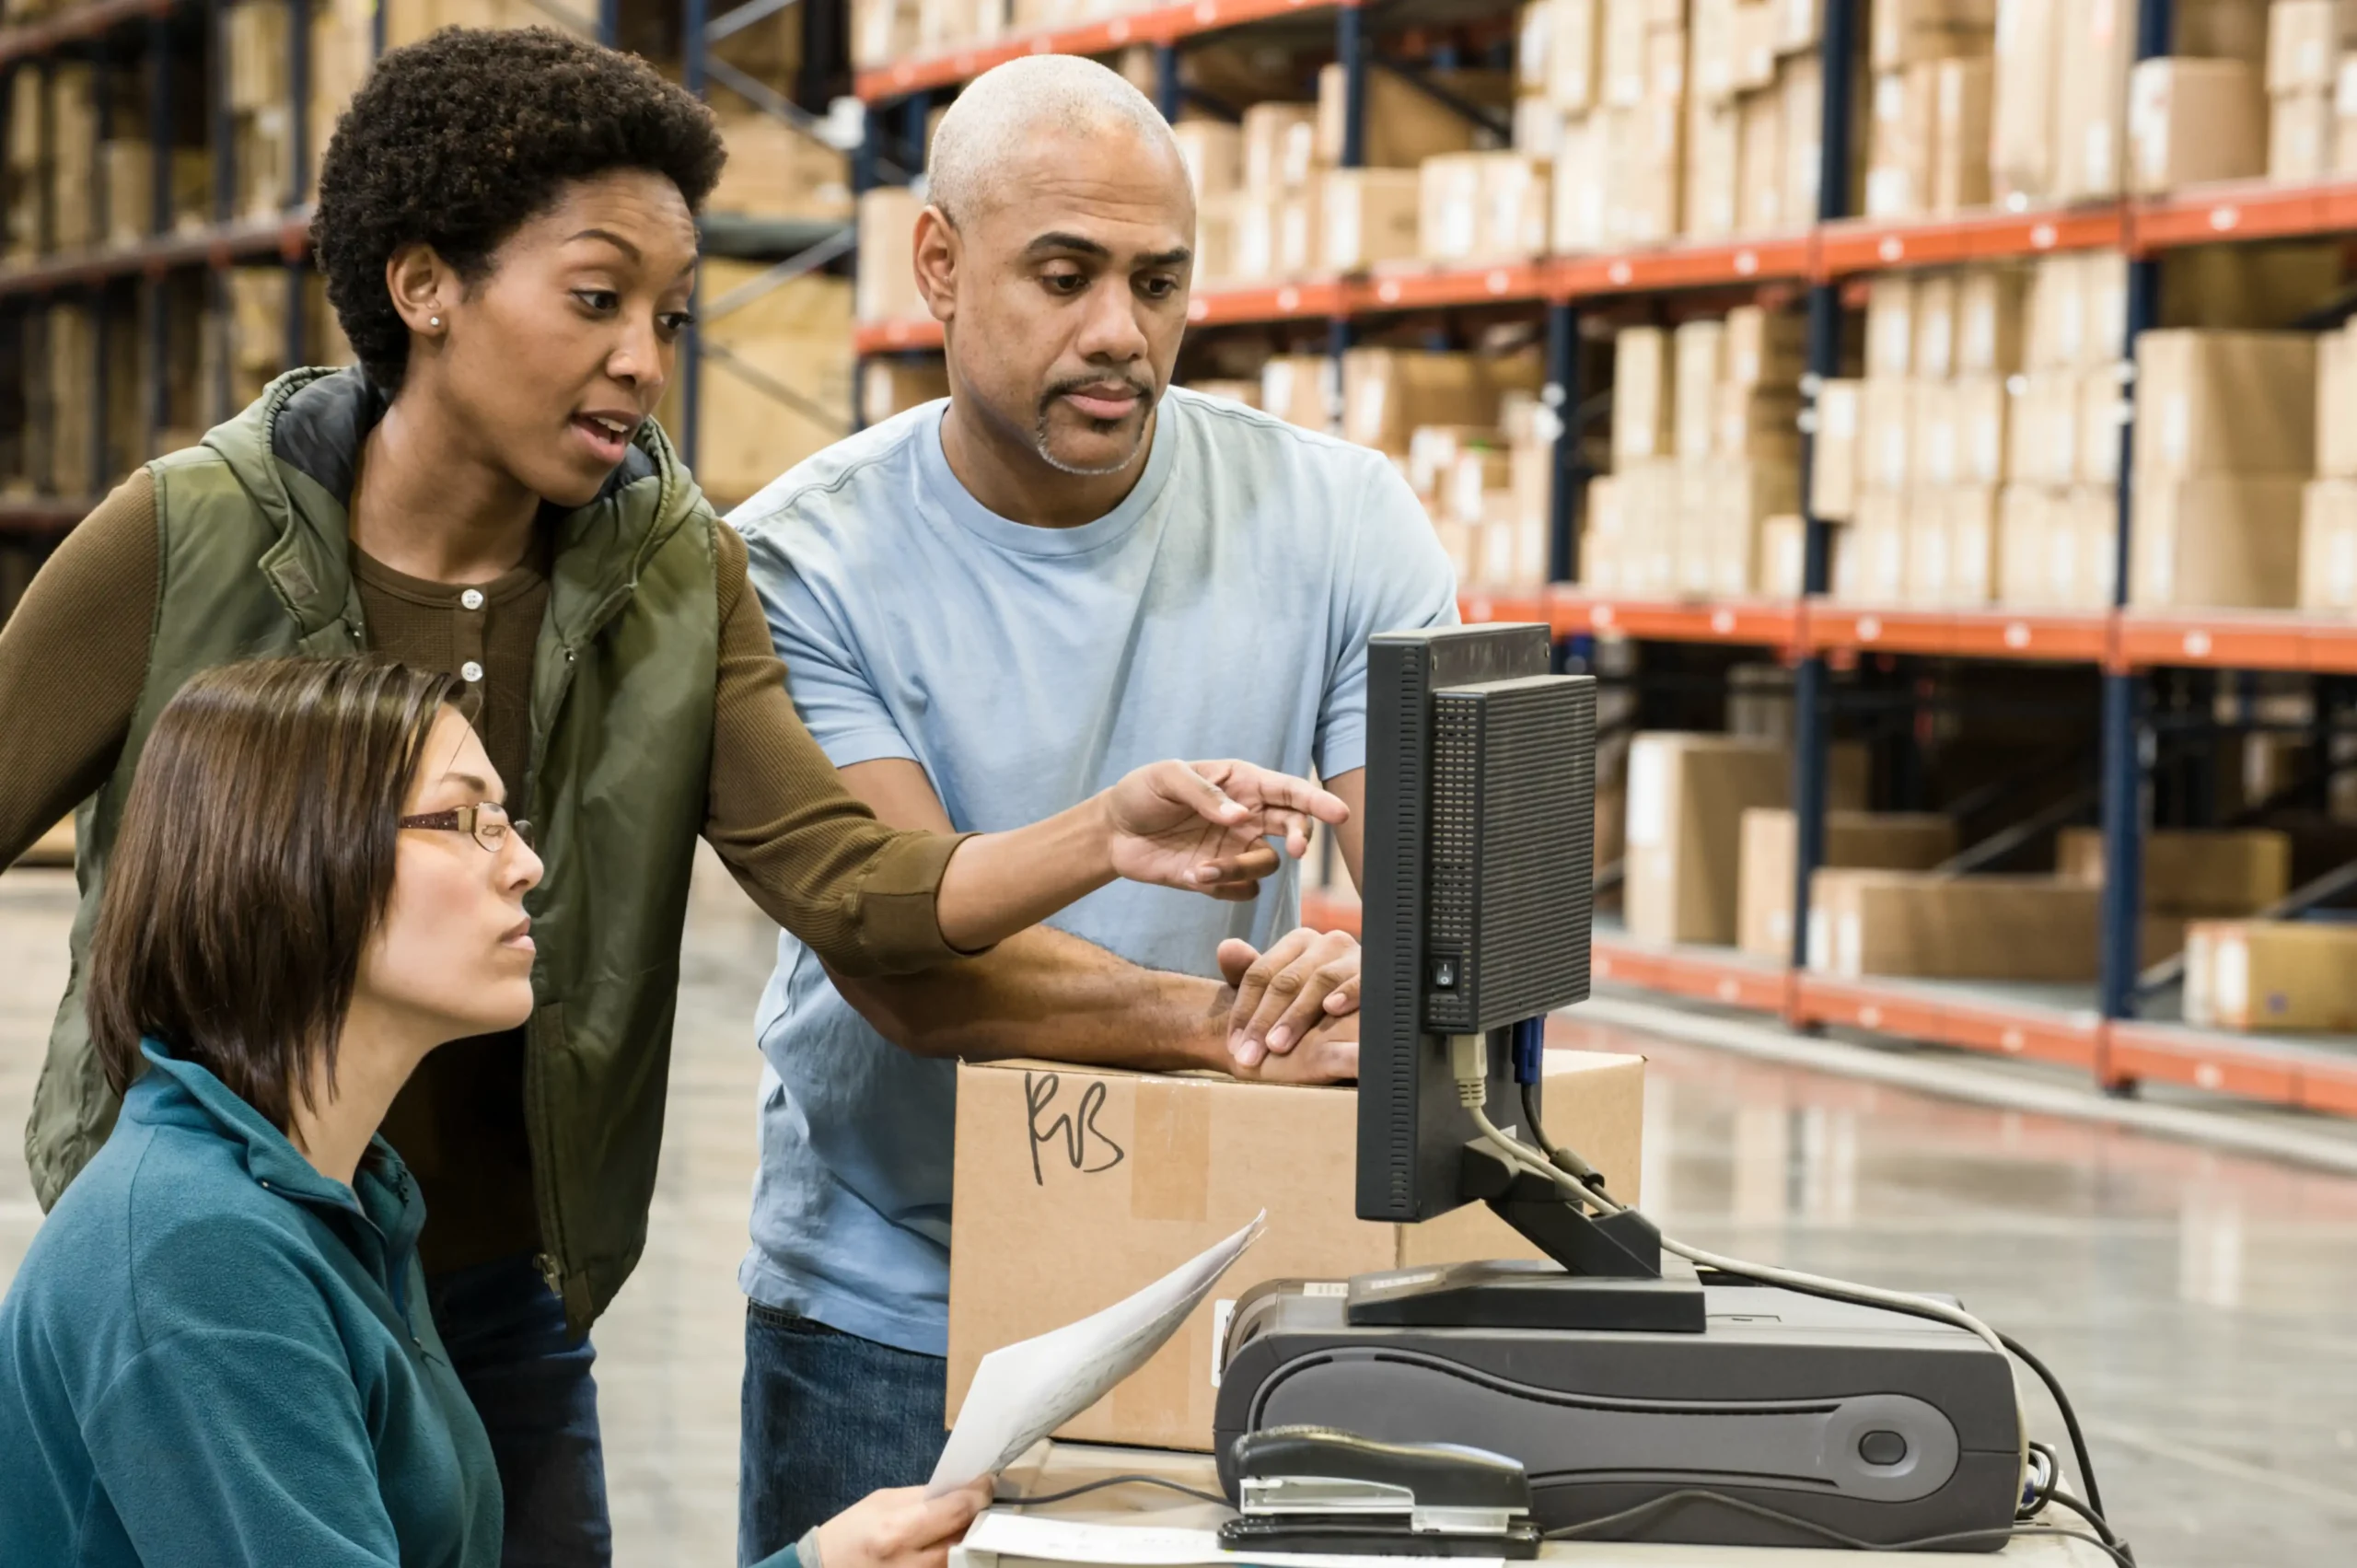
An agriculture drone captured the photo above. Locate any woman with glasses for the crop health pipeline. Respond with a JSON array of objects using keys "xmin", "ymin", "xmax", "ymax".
[
  {"xmin": 0, "ymin": 29, "xmax": 1341, "ymax": 1564},
  {"xmin": 0, "ymin": 656, "xmax": 997, "ymax": 1568}
]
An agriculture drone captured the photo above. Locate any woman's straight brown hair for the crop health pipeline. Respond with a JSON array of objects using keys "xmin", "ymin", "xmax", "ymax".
[{"xmin": 87, "ymin": 656, "xmax": 466, "ymax": 1130}]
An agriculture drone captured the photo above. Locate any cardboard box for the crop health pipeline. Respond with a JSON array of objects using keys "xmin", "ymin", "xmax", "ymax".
[
  {"xmin": 1241, "ymin": 102, "xmax": 1318, "ymax": 192},
  {"xmin": 2300, "ymin": 475, "xmax": 2357, "ymax": 608},
  {"xmin": 1913, "ymin": 273, "xmax": 1961, "ymax": 381},
  {"xmin": 2132, "ymin": 330, "xmax": 2317, "ymax": 477},
  {"xmin": 854, "ymin": 186, "xmax": 924, "ymax": 321},
  {"xmin": 2335, "ymin": 55, "xmax": 2357, "ymax": 170},
  {"xmin": 2053, "ymin": 0, "xmax": 2139, "ymax": 200},
  {"xmin": 946, "ymin": 1050, "xmax": 1648, "ymax": 1452},
  {"xmin": 1229, "ymin": 192, "xmax": 1281, "ymax": 282},
  {"xmin": 1865, "ymin": 273, "xmax": 1916, "ymax": 379},
  {"xmin": 1991, "ymin": 0, "xmax": 2060, "ymax": 203},
  {"xmin": 1781, "ymin": 52, "xmax": 1825, "ymax": 223},
  {"xmin": 1686, "ymin": 99, "xmax": 1743, "ymax": 236},
  {"xmin": 1809, "ymin": 378, "xmax": 1863, "ymax": 519},
  {"xmin": 1262, "ymin": 353, "xmax": 1334, "ymax": 431},
  {"xmin": 660, "ymin": 268, "xmax": 851, "ymax": 506},
  {"xmin": 1807, "ymin": 871, "xmax": 2102, "ymax": 980},
  {"xmin": 1713, "ymin": 383, "xmax": 1804, "ymax": 463},
  {"xmin": 2266, "ymin": 0, "xmax": 2351, "ymax": 93},
  {"xmin": 2130, "ymin": 472, "xmax": 2309, "ymax": 609},
  {"xmin": 862, "ymin": 358, "xmax": 950, "ymax": 425},
  {"xmin": 1548, "ymin": 0, "xmax": 1606, "ymax": 110},
  {"xmin": 1612, "ymin": 324, "xmax": 1672, "ymax": 462},
  {"xmin": 1419, "ymin": 153, "xmax": 1484, "ymax": 261},
  {"xmin": 1317, "ymin": 62, "xmax": 1504, "ymax": 170},
  {"xmin": 1343, "ymin": 349, "xmax": 1534, "ymax": 455},
  {"xmin": 1737, "ymin": 82, "xmax": 1788, "ymax": 230},
  {"xmin": 1957, "ymin": 265, "xmax": 2028, "ymax": 375},
  {"xmin": 1865, "ymin": 66, "xmax": 1936, "ymax": 217},
  {"xmin": 1945, "ymin": 482, "xmax": 2004, "ymax": 603},
  {"xmin": 1759, "ymin": 512, "xmax": 1808, "ymax": 595},
  {"xmin": 2155, "ymin": 240, "xmax": 2343, "ymax": 330},
  {"xmin": 1693, "ymin": 0, "xmax": 1740, "ymax": 101},
  {"xmin": 1174, "ymin": 121, "xmax": 1243, "ymax": 198},
  {"xmin": 1276, "ymin": 176, "xmax": 1324, "ymax": 277},
  {"xmin": 1776, "ymin": 0, "xmax": 1823, "ymax": 55},
  {"xmin": 1739, "ymin": 807, "xmax": 1960, "ymax": 957},
  {"xmin": 1602, "ymin": 0, "xmax": 1649, "ymax": 106},
  {"xmin": 1725, "ymin": 304, "xmax": 1807, "ymax": 385},
  {"xmin": 2079, "ymin": 366, "xmax": 2126, "ymax": 486},
  {"xmin": 1319, "ymin": 168, "xmax": 1421, "ymax": 271},
  {"xmin": 1932, "ymin": 56, "xmax": 1995, "ymax": 211},
  {"xmin": 1860, "ymin": 377, "xmax": 1915, "ymax": 494},
  {"xmin": 2129, "ymin": 57, "xmax": 2266, "ymax": 192},
  {"xmin": 1874, "ymin": 0, "xmax": 1997, "ymax": 69},
  {"xmin": 1481, "ymin": 152, "xmax": 1554, "ymax": 259},
  {"xmin": 2270, "ymin": 87, "xmax": 2336, "ymax": 180},
  {"xmin": 2322, "ymin": 324, "xmax": 2357, "ymax": 477},
  {"xmin": 2028, "ymin": 250, "xmax": 2128, "ymax": 371},
  {"xmin": 1953, "ymin": 376, "xmax": 2010, "ymax": 483},
  {"xmin": 1995, "ymin": 482, "xmax": 2055, "ymax": 605},
  {"xmin": 2183, "ymin": 919, "xmax": 2357, "ymax": 1030},
  {"xmin": 1673, "ymin": 319, "xmax": 1726, "ymax": 461},
  {"xmin": 1551, "ymin": 112, "xmax": 1608, "ymax": 250},
  {"xmin": 1622, "ymin": 93, "xmax": 1688, "ymax": 243},
  {"xmin": 2055, "ymin": 826, "xmax": 2292, "ymax": 914},
  {"xmin": 1734, "ymin": 0, "xmax": 1781, "ymax": 89}
]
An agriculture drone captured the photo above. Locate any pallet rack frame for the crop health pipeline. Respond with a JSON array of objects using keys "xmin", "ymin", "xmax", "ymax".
[{"xmin": 852, "ymin": 0, "xmax": 2357, "ymax": 1121}]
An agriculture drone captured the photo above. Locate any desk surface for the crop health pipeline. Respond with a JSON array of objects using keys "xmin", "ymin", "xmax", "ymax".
[{"xmin": 965, "ymin": 1444, "xmax": 2115, "ymax": 1568}]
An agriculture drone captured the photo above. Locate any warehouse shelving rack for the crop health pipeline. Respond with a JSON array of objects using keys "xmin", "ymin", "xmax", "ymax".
[{"xmin": 853, "ymin": 0, "xmax": 2357, "ymax": 1122}]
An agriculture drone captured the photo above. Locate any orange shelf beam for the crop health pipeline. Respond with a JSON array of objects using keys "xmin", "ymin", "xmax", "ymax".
[
  {"xmin": 1802, "ymin": 603, "xmax": 2113, "ymax": 664},
  {"xmin": 1791, "ymin": 974, "xmax": 2103, "ymax": 1071},
  {"xmin": 1352, "ymin": 260, "xmax": 1556, "ymax": 312},
  {"xmin": 1818, "ymin": 203, "xmax": 2125, "ymax": 276},
  {"xmin": 0, "ymin": 0, "xmax": 173, "ymax": 69},
  {"xmin": 854, "ymin": 0, "xmax": 1341, "ymax": 99},
  {"xmin": 2097, "ymin": 1020, "xmax": 2357, "ymax": 1113},
  {"xmin": 1188, "ymin": 277, "xmax": 1347, "ymax": 325},
  {"xmin": 1591, "ymin": 937, "xmax": 1793, "ymax": 1012},
  {"xmin": 1548, "ymin": 592, "xmax": 1803, "ymax": 648},
  {"xmin": 2113, "ymin": 611, "xmax": 2315, "ymax": 674},
  {"xmin": 2127, "ymin": 178, "xmax": 2357, "ymax": 252},
  {"xmin": 853, "ymin": 317, "xmax": 945, "ymax": 354},
  {"xmin": 1456, "ymin": 587, "xmax": 1550, "ymax": 626},
  {"xmin": 0, "ymin": 214, "xmax": 310, "ymax": 298},
  {"xmin": 1556, "ymin": 234, "xmax": 1814, "ymax": 296}
]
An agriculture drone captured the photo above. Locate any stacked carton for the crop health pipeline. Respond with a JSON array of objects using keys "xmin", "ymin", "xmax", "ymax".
[
  {"xmin": 2056, "ymin": 826, "xmax": 2291, "ymax": 966},
  {"xmin": 656, "ymin": 266, "xmax": 853, "ymax": 508},
  {"xmin": 2185, "ymin": 918, "xmax": 2357, "ymax": 1030},
  {"xmin": 2128, "ymin": 329, "xmax": 2316, "ymax": 608},
  {"xmin": 1583, "ymin": 309, "xmax": 1805, "ymax": 595},
  {"xmin": 2302, "ymin": 317, "xmax": 2357, "ymax": 608},
  {"xmin": 1995, "ymin": 251, "xmax": 2122, "ymax": 609},
  {"xmin": 1409, "ymin": 391, "xmax": 1553, "ymax": 587},
  {"xmin": 2266, "ymin": 0, "xmax": 2357, "ymax": 178},
  {"xmin": 1544, "ymin": 0, "xmax": 1692, "ymax": 248},
  {"xmin": 1864, "ymin": 0, "xmax": 1995, "ymax": 218}
]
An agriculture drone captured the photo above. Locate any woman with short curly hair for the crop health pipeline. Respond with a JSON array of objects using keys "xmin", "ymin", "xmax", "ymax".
[{"xmin": 0, "ymin": 27, "xmax": 1341, "ymax": 1566}]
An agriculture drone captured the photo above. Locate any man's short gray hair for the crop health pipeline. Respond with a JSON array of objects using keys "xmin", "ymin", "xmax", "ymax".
[{"xmin": 926, "ymin": 54, "xmax": 1182, "ymax": 226}]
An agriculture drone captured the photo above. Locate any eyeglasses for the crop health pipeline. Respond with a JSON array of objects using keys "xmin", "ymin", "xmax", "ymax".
[{"xmin": 399, "ymin": 804, "xmax": 535, "ymax": 854}]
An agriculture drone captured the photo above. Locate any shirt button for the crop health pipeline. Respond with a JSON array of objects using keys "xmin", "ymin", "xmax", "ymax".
[
  {"xmin": 461, "ymin": 661, "xmax": 484, "ymax": 683},
  {"xmin": 460, "ymin": 588, "xmax": 485, "ymax": 610}
]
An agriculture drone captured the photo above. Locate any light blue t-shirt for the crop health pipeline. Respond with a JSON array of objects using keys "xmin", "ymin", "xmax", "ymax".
[{"xmin": 729, "ymin": 388, "xmax": 1457, "ymax": 1354}]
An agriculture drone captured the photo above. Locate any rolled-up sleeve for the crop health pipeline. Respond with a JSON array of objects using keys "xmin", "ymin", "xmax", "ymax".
[{"xmin": 702, "ymin": 522, "xmax": 976, "ymax": 977}]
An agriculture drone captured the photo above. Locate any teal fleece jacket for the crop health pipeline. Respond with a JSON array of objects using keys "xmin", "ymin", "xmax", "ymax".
[
  {"xmin": 0, "ymin": 1040, "xmax": 504, "ymax": 1565},
  {"xmin": 0, "ymin": 1040, "xmax": 815, "ymax": 1568}
]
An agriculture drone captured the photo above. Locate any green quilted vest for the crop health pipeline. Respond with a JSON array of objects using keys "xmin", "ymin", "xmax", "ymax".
[{"xmin": 24, "ymin": 367, "xmax": 719, "ymax": 1330}]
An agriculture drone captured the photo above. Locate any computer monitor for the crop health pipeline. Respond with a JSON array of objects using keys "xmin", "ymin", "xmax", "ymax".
[{"xmin": 1353, "ymin": 623, "xmax": 1596, "ymax": 1226}]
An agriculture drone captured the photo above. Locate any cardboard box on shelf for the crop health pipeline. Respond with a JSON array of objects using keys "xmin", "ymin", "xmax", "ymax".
[
  {"xmin": 2158, "ymin": 240, "xmax": 2344, "ymax": 330},
  {"xmin": 849, "ymin": 0, "xmax": 918, "ymax": 67},
  {"xmin": 1726, "ymin": 304, "xmax": 1807, "ymax": 385},
  {"xmin": 1809, "ymin": 377, "xmax": 1863, "ymax": 519},
  {"xmin": 2052, "ymin": 0, "xmax": 2140, "ymax": 200},
  {"xmin": 1780, "ymin": 51, "xmax": 1826, "ymax": 223},
  {"xmin": 1418, "ymin": 154, "xmax": 1484, "ymax": 261},
  {"xmin": 1481, "ymin": 152, "xmax": 1554, "ymax": 259},
  {"xmin": 1550, "ymin": 112, "xmax": 1607, "ymax": 250},
  {"xmin": 1674, "ymin": 319, "xmax": 1726, "ymax": 461},
  {"xmin": 1241, "ymin": 102, "xmax": 1318, "ymax": 192},
  {"xmin": 1759, "ymin": 512, "xmax": 1808, "ymax": 596},
  {"xmin": 1738, "ymin": 807, "xmax": 1959, "ymax": 958},
  {"xmin": 1849, "ymin": 490, "xmax": 1910, "ymax": 600},
  {"xmin": 1686, "ymin": 98, "xmax": 1743, "ymax": 237},
  {"xmin": 1546, "ymin": 0, "xmax": 1605, "ymax": 110},
  {"xmin": 1775, "ymin": 0, "xmax": 1823, "ymax": 55},
  {"xmin": 1911, "ymin": 382, "xmax": 1958, "ymax": 490},
  {"xmin": 1990, "ymin": 0, "xmax": 2060, "ymax": 203},
  {"xmin": 2183, "ymin": 919, "xmax": 2357, "ymax": 1030},
  {"xmin": 1737, "ymin": 82, "xmax": 1787, "ymax": 230},
  {"xmin": 2055, "ymin": 826, "xmax": 2292, "ymax": 914},
  {"xmin": 1320, "ymin": 168, "xmax": 1422, "ymax": 271},
  {"xmin": 2003, "ymin": 372, "xmax": 2073, "ymax": 485},
  {"xmin": 1945, "ymin": 482, "xmax": 2004, "ymax": 603},
  {"xmin": 1865, "ymin": 274, "xmax": 1916, "ymax": 379},
  {"xmin": 1693, "ymin": 0, "xmax": 1740, "ymax": 101},
  {"xmin": 1601, "ymin": 0, "xmax": 1648, "ymax": 106},
  {"xmin": 1913, "ymin": 273, "xmax": 1961, "ymax": 381},
  {"xmin": 1953, "ymin": 376, "xmax": 2010, "ymax": 484},
  {"xmin": 1807, "ymin": 871, "xmax": 2103, "ymax": 981},
  {"xmin": 1276, "ymin": 176, "xmax": 1324, "ymax": 277},
  {"xmin": 945, "ymin": 1050, "xmax": 1647, "ymax": 1452},
  {"xmin": 706, "ymin": 113, "xmax": 852, "ymax": 225},
  {"xmin": 1261, "ymin": 353, "xmax": 1334, "ymax": 432},
  {"xmin": 1317, "ymin": 62, "xmax": 1505, "ymax": 170},
  {"xmin": 2266, "ymin": 0, "xmax": 2351, "ymax": 94},
  {"xmin": 1995, "ymin": 483, "xmax": 2055, "ymax": 605},
  {"xmin": 1865, "ymin": 65, "xmax": 1937, "ymax": 217},
  {"xmin": 1733, "ymin": 0, "xmax": 1779, "ymax": 87},
  {"xmin": 2132, "ymin": 330, "xmax": 2317, "ymax": 478},
  {"xmin": 2128, "ymin": 57, "xmax": 2267, "ymax": 192},
  {"xmin": 1622, "ymin": 93, "xmax": 1687, "ymax": 242},
  {"xmin": 2321, "ymin": 323, "xmax": 2357, "ymax": 477},
  {"xmin": 2271, "ymin": 87, "xmax": 2336, "ymax": 179},
  {"xmin": 1860, "ymin": 378, "xmax": 1915, "ymax": 494},
  {"xmin": 2131, "ymin": 472, "xmax": 2310, "ymax": 609},
  {"xmin": 1931, "ymin": 55, "xmax": 1994, "ymax": 211},
  {"xmin": 1626, "ymin": 732, "xmax": 1868, "ymax": 947},
  {"xmin": 2336, "ymin": 56, "xmax": 2357, "ymax": 169},
  {"xmin": 1343, "ymin": 350, "xmax": 1536, "ymax": 455},
  {"xmin": 2079, "ymin": 366, "xmax": 2127, "ymax": 486},
  {"xmin": 863, "ymin": 358, "xmax": 951, "ymax": 425},
  {"xmin": 1874, "ymin": 0, "xmax": 1997, "ymax": 70},
  {"xmin": 1174, "ymin": 121, "xmax": 1243, "ymax": 198},
  {"xmin": 2300, "ymin": 476, "xmax": 2357, "ymax": 608},
  {"xmin": 657, "ymin": 267, "xmax": 850, "ymax": 508},
  {"xmin": 1611, "ymin": 324, "xmax": 1672, "ymax": 462},
  {"xmin": 1957, "ymin": 265, "xmax": 2027, "ymax": 375},
  {"xmin": 1713, "ymin": 383, "xmax": 1804, "ymax": 463},
  {"xmin": 853, "ymin": 186, "xmax": 924, "ymax": 322}
]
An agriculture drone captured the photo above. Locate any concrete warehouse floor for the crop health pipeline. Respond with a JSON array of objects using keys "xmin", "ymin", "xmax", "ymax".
[{"xmin": 5, "ymin": 849, "xmax": 2355, "ymax": 1567}]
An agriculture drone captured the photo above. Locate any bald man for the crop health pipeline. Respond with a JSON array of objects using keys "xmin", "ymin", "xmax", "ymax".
[{"xmin": 727, "ymin": 56, "xmax": 1456, "ymax": 1554}]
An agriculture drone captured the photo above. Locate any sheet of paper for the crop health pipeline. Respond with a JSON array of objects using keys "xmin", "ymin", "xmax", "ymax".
[
  {"xmin": 929, "ymin": 1212, "xmax": 1267, "ymax": 1495},
  {"xmin": 958, "ymin": 1512, "xmax": 1506, "ymax": 1568}
]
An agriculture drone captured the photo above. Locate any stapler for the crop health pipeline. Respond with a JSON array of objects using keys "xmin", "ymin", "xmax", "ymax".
[{"xmin": 1216, "ymin": 1426, "xmax": 1543, "ymax": 1559}]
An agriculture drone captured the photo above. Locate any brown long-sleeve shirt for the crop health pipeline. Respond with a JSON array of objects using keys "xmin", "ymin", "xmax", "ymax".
[{"xmin": 0, "ymin": 469, "xmax": 966, "ymax": 1272}]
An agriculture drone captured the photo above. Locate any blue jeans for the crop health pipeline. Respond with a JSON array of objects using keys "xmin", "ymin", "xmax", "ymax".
[
  {"xmin": 738, "ymin": 1301, "xmax": 948, "ymax": 1566},
  {"xmin": 428, "ymin": 1254, "xmax": 611, "ymax": 1568}
]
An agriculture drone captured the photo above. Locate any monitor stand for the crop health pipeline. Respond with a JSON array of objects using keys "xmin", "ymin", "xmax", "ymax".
[{"xmin": 1344, "ymin": 1145, "xmax": 1709, "ymax": 1334}]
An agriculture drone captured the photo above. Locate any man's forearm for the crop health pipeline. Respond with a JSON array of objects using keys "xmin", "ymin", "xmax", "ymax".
[{"xmin": 829, "ymin": 923, "xmax": 1230, "ymax": 1072}]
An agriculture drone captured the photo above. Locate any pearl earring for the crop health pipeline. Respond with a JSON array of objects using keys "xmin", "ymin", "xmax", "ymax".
[{"xmin": 429, "ymin": 315, "xmax": 442, "ymax": 329}]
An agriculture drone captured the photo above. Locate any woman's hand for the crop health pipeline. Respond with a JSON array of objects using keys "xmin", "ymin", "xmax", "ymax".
[
  {"xmin": 1100, "ymin": 760, "xmax": 1349, "ymax": 895},
  {"xmin": 813, "ymin": 1479, "xmax": 993, "ymax": 1568}
]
